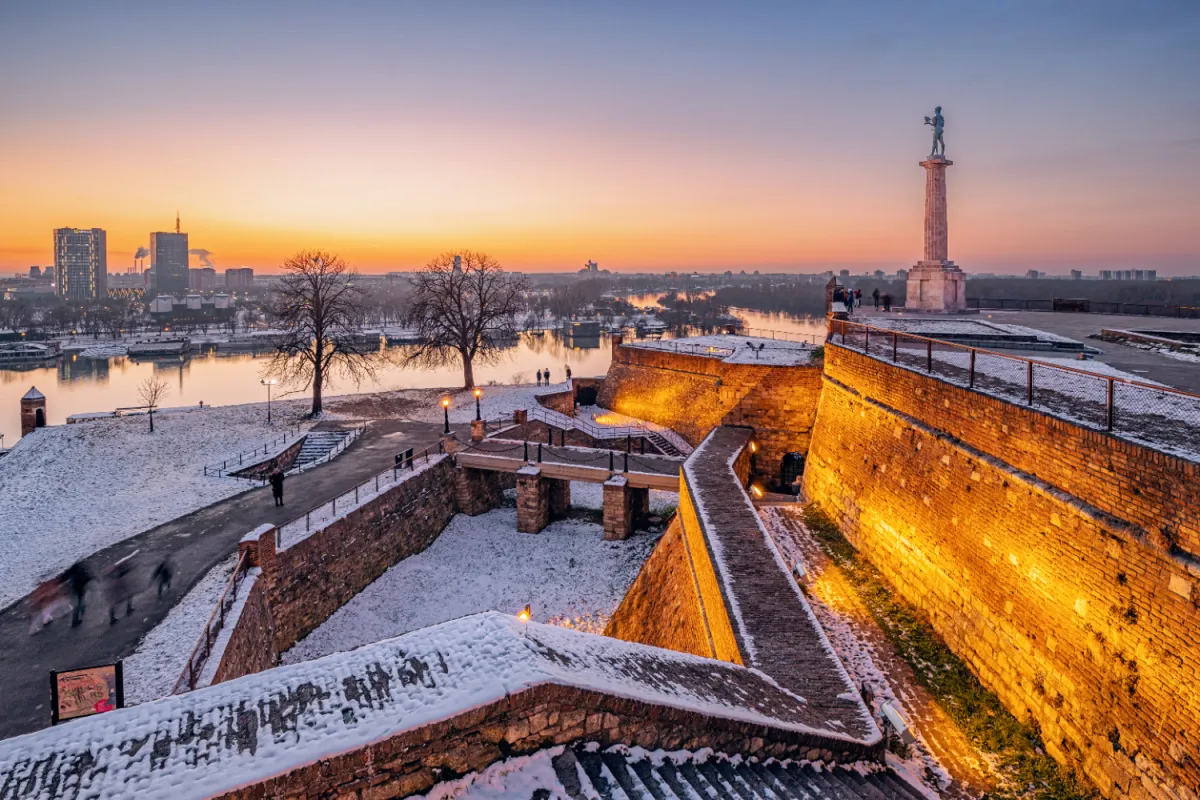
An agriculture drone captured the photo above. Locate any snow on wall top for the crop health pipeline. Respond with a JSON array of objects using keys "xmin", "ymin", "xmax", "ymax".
[
  {"xmin": 0, "ymin": 613, "xmax": 876, "ymax": 800},
  {"xmin": 624, "ymin": 335, "xmax": 816, "ymax": 366}
]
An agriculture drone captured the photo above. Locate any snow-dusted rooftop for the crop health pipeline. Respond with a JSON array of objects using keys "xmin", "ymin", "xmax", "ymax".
[
  {"xmin": 624, "ymin": 335, "xmax": 817, "ymax": 366},
  {"xmin": 0, "ymin": 613, "xmax": 879, "ymax": 800}
]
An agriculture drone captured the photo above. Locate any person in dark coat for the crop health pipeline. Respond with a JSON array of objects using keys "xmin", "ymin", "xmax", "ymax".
[
  {"xmin": 872, "ymin": 288, "xmax": 880, "ymax": 309},
  {"xmin": 64, "ymin": 561, "xmax": 92, "ymax": 626},
  {"xmin": 152, "ymin": 559, "xmax": 173, "ymax": 600},
  {"xmin": 882, "ymin": 292, "xmax": 892, "ymax": 312},
  {"xmin": 106, "ymin": 559, "xmax": 135, "ymax": 624},
  {"xmin": 269, "ymin": 468, "xmax": 285, "ymax": 507}
]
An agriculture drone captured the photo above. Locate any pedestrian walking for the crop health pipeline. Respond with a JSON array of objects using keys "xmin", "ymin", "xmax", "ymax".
[
  {"xmin": 64, "ymin": 561, "xmax": 92, "ymax": 626},
  {"xmin": 882, "ymin": 292, "xmax": 892, "ymax": 312},
  {"xmin": 106, "ymin": 558, "xmax": 136, "ymax": 624},
  {"xmin": 152, "ymin": 559, "xmax": 174, "ymax": 600},
  {"xmin": 536, "ymin": 369, "xmax": 543, "ymax": 386},
  {"xmin": 269, "ymin": 468, "xmax": 286, "ymax": 507},
  {"xmin": 872, "ymin": 288, "xmax": 880, "ymax": 309},
  {"xmin": 846, "ymin": 290, "xmax": 854, "ymax": 312}
]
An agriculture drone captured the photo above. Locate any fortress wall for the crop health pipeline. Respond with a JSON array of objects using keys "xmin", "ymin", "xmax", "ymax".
[
  {"xmin": 266, "ymin": 457, "xmax": 458, "ymax": 653},
  {"xmin": 604, "ymin": 518, "xmax": 712, "ymax": 658},
  {"xmin": 211, "ymin": 577, "xmax": 277, "ymax": 685},
  {"xmin": 822, "ymin": 344, "xmax": 1200, "ymax": 554},
  {"xmin": 598, "ymin": 344, "xmax": 823, "ymax": 481},
  {"xmin": 806, "ymin": 358, "xmax": 1200, "ymax": 799}
]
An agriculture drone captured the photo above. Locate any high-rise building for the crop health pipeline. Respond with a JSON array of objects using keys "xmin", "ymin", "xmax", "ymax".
[
  {"xmin": 53, "ymin": 227, "xmax": 107, "ymax": 301},
  {"xmin": 151, "ymin": 214, "xmax": 189, "ymax": 296},
  {"xmin": 189, "ymin": 267, "xmax": 218, "ymax": 291},
  {"xmin": 1069, "ymin": 269, "xmax": 1082, "ymax": 280},
  {"xmin": 225, "ymin": 267, "xmax": 254, "ymax": 289}
]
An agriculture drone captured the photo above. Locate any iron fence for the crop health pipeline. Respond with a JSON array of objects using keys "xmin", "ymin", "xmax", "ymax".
[
  {"xmin": 738, "ymin": 327, "xmax": 825, "ymax": 345},
  {"xmin": 829, "ymin": 319, "xmax": 1200, "ymax": 460},
  {"xmin": 173, "ymin": 549, "xmax": 250, "ymax": 694},
  {"xmin": 967, "ymin": 298, "xmax": 1200, "ymax": 318},
  {"xmin": 203, "ymin": 423, "xmax": 306, "ymax": 478}
]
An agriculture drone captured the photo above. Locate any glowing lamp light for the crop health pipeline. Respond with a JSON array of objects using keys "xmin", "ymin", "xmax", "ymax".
[
  {"xmin": 473, "ymin": 388, "xmax": 482, "ymax": 398},
  {"xmin": 750, "ymin": 484, "xmax": 764, "ymax": 499},
  {"xmin": 441, "ymin": 397, "xmax": 451, "ymax": 408},
  {"xmin": 518, "ymin": 604, "xmax": 531, "ymax": 622},
  {"xmin": 749, "ymin": 441, "xmax": 758, "ymax": 453}
]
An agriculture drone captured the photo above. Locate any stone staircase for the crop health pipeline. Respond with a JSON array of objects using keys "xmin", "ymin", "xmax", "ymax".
[
  {"xmin": 645, "ymin": 429, "xmax": 685, "ymax": 457},
  {"xmin": 291, "ymin": 427, "xmax": 354, "ymax": 470},
  {"xmin": 553, "ymin": 745, "xmax": 925, "ymax": 799}
]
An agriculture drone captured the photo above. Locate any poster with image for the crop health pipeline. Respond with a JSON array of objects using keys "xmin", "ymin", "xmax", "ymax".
[{"xmin": 50, "ymin": 662, "xmax": 124, "ymax": 724}]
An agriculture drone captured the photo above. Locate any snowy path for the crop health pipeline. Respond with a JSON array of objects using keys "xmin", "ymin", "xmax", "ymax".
[{"xmin": 0, "ymin": 417, "xmax": 449, "ymax": 741}]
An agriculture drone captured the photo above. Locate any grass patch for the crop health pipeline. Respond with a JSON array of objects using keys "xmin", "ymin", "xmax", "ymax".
[{"xmin": 801, "ymin": 504, "xmax": 1097, "ymax": 800}]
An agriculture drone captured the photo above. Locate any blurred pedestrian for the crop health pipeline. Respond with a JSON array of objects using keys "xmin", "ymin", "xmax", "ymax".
[
  {"xmin": 882, "ymin": 292, "xmax": 892, "ymax": 312},
  {"xmin": 846, "ymin": 290, "xmax": 854, "ymax": 312},
  {"xmin": 872, "ymin": 288, "xmax": 880, "ymax": 309},
  {"xmin": 152, "ymin": 559, "xmax": 174, "ymax": 600},
  {"xmin": 536, "ymin": 369, "xmax": 543, "ymax": 386},
  {"xmin": 28, "ymin": 576, "xmax": 68, "ymax": 634},
  {"xmin": 544, "ymin": 367, "xmax": 551, "ymax": 384},
  {"xmin": 106, "ymin": 558, "xmax": 136, "ymax": 624},
  {"xmin": 64, "ymin": 561, "xmax": 92, "ymax": 626},
  {"xmin": 565, "ymin": 365, "xmax": 572, "ymax": 381},
  {"xmin": 269, "ymin": 468, "xmax": 285, "ymax": 507}
]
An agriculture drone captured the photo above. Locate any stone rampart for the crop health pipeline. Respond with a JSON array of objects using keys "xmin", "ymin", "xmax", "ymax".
[
  {"xmin": 597, "ymin": 343, "xmax": 822, "ymax": 483},
  {"xmin": 604, "ymin": 518, "xmax": 712, "ymax": 657},
  {"xmin": 210, "ymin": 578, "xmax": 277, "ymax": 685},
  {"xmin": 806, "ymin": 347, "xmax": 1200, "ymax": 799}
]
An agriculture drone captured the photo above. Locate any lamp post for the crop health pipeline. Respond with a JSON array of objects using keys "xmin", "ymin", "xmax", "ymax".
[
  {"xmin": 260, "ymin": 378, "xmax": 277, "ymax": 423},
  {"xmin": 441, "ymin": 397, "xmax": 451, "ymax": 435},
  {"xmin": 473, "ymin": 387, "xmax": 482, "ymax": 421}
]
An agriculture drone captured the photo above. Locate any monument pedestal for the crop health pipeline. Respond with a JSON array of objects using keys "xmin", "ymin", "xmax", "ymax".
[
  {"xmin": 904, "ymin": 155, "xmax": 973, "ymax": 313},
  {"xmin": 905, "ymin": 261, "xmax": 972, "ymax": 314}
]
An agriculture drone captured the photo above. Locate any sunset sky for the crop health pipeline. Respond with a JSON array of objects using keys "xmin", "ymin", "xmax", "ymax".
[{"xmin": 2, "ymin": 1, "xmax": 1198, "ymax": 275}]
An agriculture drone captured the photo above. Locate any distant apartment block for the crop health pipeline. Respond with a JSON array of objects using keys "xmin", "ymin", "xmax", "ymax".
[
  {"xmin": 189, "ymin": 267, "xmax": 218, "ymax": 291},
  {"xmin": 1069, "ymin": 269, "xmax": 1082, "ymax": 280},
  {"xmin": 1101, "ymin": 269, "xmax": 1157, "ymax": 281},
  {"xmin": 151, "ymin": 227, "xmax": 189, "ymax": 297},
  {"xmin": 225, "ymin": 267, "xmax": 254, "ymax": 289},
  {"xmin": 53, "ymin": 227, "xmax": 107, "ymax": 302}
]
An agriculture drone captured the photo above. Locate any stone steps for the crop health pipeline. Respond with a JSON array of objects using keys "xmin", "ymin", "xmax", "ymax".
[{"xmin": 292, "ymin": 428, "xmax": 353, "ymax": 468}]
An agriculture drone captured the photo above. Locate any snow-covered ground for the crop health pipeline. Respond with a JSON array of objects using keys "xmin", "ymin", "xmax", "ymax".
[
  {"xmin": 568, "ymin": 480, "xmax": 677, "ymax": 516},
  {"xmin": 625, "ymin": 335, "xmax": 816, "ymax": 366},
  {"xmin": 0, "ymin": 402, "xmax": 311, "ymax": 610},
  {"xmin": 324, "ymin": 383, "xmax": 570, "ymax": 424},
  {"xmin": 123, "ymin": 553, "xmax": 239, "ymax": 705},
  {"xmin": 282, "ymin": 506, "xmax": 660, "ymax": 665}
]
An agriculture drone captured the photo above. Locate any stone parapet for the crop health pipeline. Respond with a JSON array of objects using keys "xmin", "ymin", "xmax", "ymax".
[{"xmin": 516, "ymin": 466, "xmax": 550, "ymax": 533}]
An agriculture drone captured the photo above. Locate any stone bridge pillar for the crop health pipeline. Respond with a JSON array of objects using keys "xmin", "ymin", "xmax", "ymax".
[
  {"xmin": 455, "ymin": 467, "xmax": 504, "ymax": 516},
  {"xmin": 517, "ymin": 466, "xmax": 550, "ymax": 533},
  {"xmin": 603, "ymin": 476, "xmax": 633, "ymax": 540}
]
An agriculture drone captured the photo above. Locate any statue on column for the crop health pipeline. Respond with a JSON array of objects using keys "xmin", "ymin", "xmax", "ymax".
[{"xmin": 924, "ymin": 106, "xmax": 945, "ymax": 157}]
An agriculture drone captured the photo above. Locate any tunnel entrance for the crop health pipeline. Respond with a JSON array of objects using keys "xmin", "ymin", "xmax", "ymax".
[{"xmin": 779, "ymin": 452, "xmax": 805, "ymax": 491}]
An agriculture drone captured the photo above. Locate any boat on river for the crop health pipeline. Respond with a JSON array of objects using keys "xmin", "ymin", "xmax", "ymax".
[
  {"xmin": 0, "ymin": 341, "xmax": 60, "ymax": 367},
  {"xmin": 128, "ymin": 338, "xmax": 190, "ymax": 356}
]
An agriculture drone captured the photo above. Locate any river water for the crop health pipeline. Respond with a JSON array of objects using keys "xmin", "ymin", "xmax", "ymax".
[{"xmin": 0, "ymin": 303, "xmax": 826, "ymax": 444}]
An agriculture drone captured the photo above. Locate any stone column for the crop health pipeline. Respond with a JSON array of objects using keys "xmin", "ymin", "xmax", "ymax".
[
  {"xmin": 904, "ymin": 156, "xmax": 968, "ymax": 313},
  {"xmin": 516, "ymin": 466, "xmax": 550, "ymax": 533},
  {"xmin": 603, "ymin": 476, "xmax": 633, "ymax": 541},
  {"xmin": 455, "ymin": 467, "xmax": 503, "ymax": 516}
]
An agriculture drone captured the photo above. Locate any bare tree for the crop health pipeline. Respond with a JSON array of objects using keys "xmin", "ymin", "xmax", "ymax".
[
  {"xmin": 137, "ymin": 376, "xmax": 170, "ymax": 432},
  {"xmin": 264, "ymin": 250, "xmax": 376, "ymax": 416},
  {"xmin": 403, "ymin": 251, "xmax": 528, "ymax": 389}
]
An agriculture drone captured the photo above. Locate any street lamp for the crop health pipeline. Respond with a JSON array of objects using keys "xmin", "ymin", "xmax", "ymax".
[
  {"xmin": 441, "ymin": 397, "xmax": 451, "ymax": 434},
  {"xmin": 261, "ymin": 378, "xmax": 277, "ymax": 423},
  {"xmin": 473, "ymin": 387, "xmax": 482, "ymax": 421}
]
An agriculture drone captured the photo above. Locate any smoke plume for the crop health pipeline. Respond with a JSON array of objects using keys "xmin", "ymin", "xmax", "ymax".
[
  {"xmin": 189, "ymin": 248, "xmax": 214, "ymax": 267},
  {"xmin": 134, "ymin": 246, "xmax": 149, "ymax": 259}
]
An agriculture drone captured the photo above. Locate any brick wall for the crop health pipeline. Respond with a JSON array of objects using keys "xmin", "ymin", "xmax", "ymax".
[
  {"xmin": 213, "ymin": 681, "xmax": 876, "ymax": 799},
  {"xmin": 210, "ymin": 578, "xmax": 277, "ymax": 684},
  {"xmin": 598, "ymin": 344, "xmax": 822, "ymax": 483},
  {"xmin": 677, "ymin": 470, "xmax": 744, "ymax": 665},
  {"xmin": 806, "ymin": 360, "xmax": 1200, "ymax": 799},
  {"xmin": 265, "ymin": 457, "xmax": 457, "ymax": 651},
  {"xmin": 822, "ymin": 344, "xmax": 1200, "ymax": 556},
  {"xmin": 605, "ymin": 518, "xmax": 712, "ymax": 656},
  {"xmin": 536, "ymin": 385, "xmax": 576, "ymax": 416}
]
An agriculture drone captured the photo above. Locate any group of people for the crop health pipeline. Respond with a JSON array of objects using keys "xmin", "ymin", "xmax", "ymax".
[
  {"xmin": 833, "ymin": 286, "xmax": 892, "ymax": 313},
  {"xmin": 28, "ymin": 556, "xmax": 174, "ymax": 634},
  {"xmin": 535, "ymin": 365, "xmax": 572, "ymax": 386}
]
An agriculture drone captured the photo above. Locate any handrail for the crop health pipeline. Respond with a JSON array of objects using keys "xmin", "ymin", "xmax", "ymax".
[
  {"xmin": 827, "ymin": 319, "xmax": 1200, "ymax": 454},
  {"xmin": 173, "ymin": 549, "xmax": 250, "ymax": 694},
  {"xmin": 738, "ymin": 327, "xmax": 824, "ymax": 345},
  {"xmin": 203, "ymin": 423, "xmax": 306, "ymax": 478},
  {"xmin": 829, "ymin": 319, "xmax": 1200, "ymax": 398},
  {"xmin": 527, "ymin": 406, "xmax": 643, "ymax": 441}
]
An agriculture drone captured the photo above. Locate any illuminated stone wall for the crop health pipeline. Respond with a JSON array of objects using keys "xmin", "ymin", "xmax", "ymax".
[
  {"xmin": 598, "ymin": 343, "xmax": 823, "ymax": 482},
  {"xmin": 604, "ymin": 518, "xmax": 712, "ymax": 657},
  {"xmin": 806, "ymin": 345, "xmax": 1200, "ymax": 799}
]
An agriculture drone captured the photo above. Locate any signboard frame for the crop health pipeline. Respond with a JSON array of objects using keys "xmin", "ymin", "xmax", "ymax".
[{"xmin": 49, "ymin": 660, "xmax": 124, "ymax": 724}]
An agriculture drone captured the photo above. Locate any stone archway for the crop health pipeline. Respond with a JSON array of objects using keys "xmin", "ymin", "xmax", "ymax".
[{"xmin": 35, "ymin": 408, "xmax": 46, "ymax": 428}]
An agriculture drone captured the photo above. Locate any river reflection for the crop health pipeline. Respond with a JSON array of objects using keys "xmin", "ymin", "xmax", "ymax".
[{"xmin": 0, "ymin": 303, "xmax": 828, "ymax": 444}]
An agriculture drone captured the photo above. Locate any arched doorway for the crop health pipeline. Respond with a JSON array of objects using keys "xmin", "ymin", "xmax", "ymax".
[
  {"xmin": 779, "ymin": 452, "xmax": 805, "ymax": 491},
  {"xmin": 35, "ymin": 408, "xmax": 46, "ymax": 428}
]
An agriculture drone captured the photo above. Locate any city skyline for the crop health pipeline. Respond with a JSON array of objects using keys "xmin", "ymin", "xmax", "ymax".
[{"xmin": 2, "ymin": 2, "xmax": 1198, "ymax": 275}]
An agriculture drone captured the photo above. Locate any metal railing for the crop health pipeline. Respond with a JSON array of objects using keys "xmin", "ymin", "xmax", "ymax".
[
  {"xmin": 829, "ymin": 319, "xmax": 1200, "ymax": 459},
  {"xmin": 276, "ymin": 441, "xmax": 445, "ymax": 550},
  {"xmin": 203, "ymin": 423, "xmax": 306, "ymax": 478},
  {"xmin": 967, "ymin": 298, "xmax": 1200, "ymax": 318},
  {"xmin": 458, "ymin": 435, "xmax": 680, "ymax": 476},
  {"xmin": 174, "ymin": 549, "xmax": 250, "ymax": 694},
  {"xmin": 738, "ymin": 327, "xmax": 825, "ymax": 345},
  {"xmin": 525, "ymin": 406, "xmax": 694, "ymax": 456}
]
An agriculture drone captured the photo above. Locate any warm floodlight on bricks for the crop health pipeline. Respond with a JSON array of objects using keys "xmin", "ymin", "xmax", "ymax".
[
  {"xmin": 880, "ymin": 702, "xmax": 916, "ymax": 746},
  {"xmin": 750, "ymin": 484, "xmax": 764, "ymax": 499},
  {"xmin": 473, "ymin": 387, "xmax": 482, "ymax": 420},
  {"xmin": 441, "ymin": 397, "xmax": 451, "ymax": 434},
  {"xmin": 518, "ymin": 604, "xmax": 531, "ymax": 622}
]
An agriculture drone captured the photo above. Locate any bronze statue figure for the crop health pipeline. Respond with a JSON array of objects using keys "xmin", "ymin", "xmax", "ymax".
[{"xmin": 924, "ymin": 106, "xmax": 945, "ymax": 157}]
